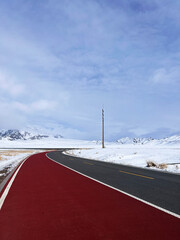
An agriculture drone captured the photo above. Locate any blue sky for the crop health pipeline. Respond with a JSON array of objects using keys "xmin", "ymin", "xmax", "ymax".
[{"xmin": 0, "ymin": 0, "xmax": 180, "ymax": 140}]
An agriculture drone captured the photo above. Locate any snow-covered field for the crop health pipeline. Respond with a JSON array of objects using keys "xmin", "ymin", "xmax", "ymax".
[
  {"xmin": 0, "ymin": 150, "xmax": 42, "ymax": 179},
  {"xmin": 0, "ymin": 138, "xmax": 98, "ymax": 181},
  {"xmin": 0, "ymin": 138, "xmax": 98, "ymax": 149},
  {"xmin": 67, "ymin": 144, "xmax": 180, "ymax": 174},
  {"xmin": 1, "ymin": 135, "xmax": 180, "ymax": 177}
]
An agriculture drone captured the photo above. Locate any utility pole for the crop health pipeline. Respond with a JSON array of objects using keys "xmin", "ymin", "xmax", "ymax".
[{"xmin": 102, "ymin": 107, "xmax": 105, "ymax": 148}]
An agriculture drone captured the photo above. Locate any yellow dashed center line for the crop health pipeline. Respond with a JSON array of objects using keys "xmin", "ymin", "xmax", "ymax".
[
  {"xmin": 119, "ymin": 170, "xmax": 154, "ymax": 180},
  {"xmin": 84, "ymin": 161, "xmax": 94, "ymax": 166}
]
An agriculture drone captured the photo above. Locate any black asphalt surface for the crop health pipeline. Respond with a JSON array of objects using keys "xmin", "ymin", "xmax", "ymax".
[{"xmin": 47, "ymin": 150, "xmax": 180, "ymax": 215}]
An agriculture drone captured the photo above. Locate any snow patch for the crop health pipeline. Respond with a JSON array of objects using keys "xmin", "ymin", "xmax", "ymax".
[
  {"xmin": 67, "ymin": 146, "xmax": 180, "ymax": 174},
  {"xmin": 0, "ymin": 150, "xmax": 42, "ymax": 176}
]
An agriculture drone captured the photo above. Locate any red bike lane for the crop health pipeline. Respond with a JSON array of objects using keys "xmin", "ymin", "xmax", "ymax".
[{"xmin": 0, "ymin": 152, "xmax": 179, "ymax": 239}]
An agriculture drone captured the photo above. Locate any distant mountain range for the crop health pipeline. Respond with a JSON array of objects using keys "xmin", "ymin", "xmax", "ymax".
[
  {"xmin": 116, "ymin": 137, "xmax": 155, "ymax": 144},
  {"xmin": 0, "ymin": 129, "xmax": 63, "ymax": 141},
  {"xmin": 116, "ymin": 136, "xmax": 180, "ymax": 145},
  {"xmin": 1, "ymin": 129, "xmax": 180, "ymax": 146}
]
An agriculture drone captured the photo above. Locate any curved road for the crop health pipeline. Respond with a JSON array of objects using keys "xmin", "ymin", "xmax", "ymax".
[
  {"xmin": 47, "ymin": 150, "xmax": 180, "ymax": 215},
  {"xmin": 0, "ymin": 151, "xmax": 179, "ymax": 240}
]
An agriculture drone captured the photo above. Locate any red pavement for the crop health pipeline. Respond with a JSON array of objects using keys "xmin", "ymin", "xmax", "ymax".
[{"xmin": 0, "ymin": 152, "xmax": 179, "ymax": 240}]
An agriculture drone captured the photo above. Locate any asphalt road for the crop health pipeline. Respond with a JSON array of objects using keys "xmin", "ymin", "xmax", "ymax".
[
  {"xmin": 47, "ymin": 150, "xmax": 180, "ymax": 215},
  {"xmin": 1, "ymin": 152, "xmax": 179, "ymax": 239}
]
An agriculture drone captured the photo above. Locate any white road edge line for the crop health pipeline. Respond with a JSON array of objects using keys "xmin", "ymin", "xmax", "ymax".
[
  {"xmin": 46, "ymin": 153, "xmax": 180, "ymax": 219},
  {"xmin": 0, "ymin": 155, "xmax": 32, "ymax": 211},
  {"xmin": 0, "ymin": 151, "xmax": 49, "ymax": 211}
]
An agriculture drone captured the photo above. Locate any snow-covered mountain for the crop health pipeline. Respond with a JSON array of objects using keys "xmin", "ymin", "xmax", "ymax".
[
  {"xmin": 116, "ymin": 135, "xmax": 180, "ymax": 145},
  {"xmin": 0, "ymin": 128, "xmax": 95, "ymax": 149},
  {"xmin": 116, "ymin": 137, "xmax": 154, "ymax": 145},
  {"xmin": 0, "ymin": 129, "xmax": 63, "ymax": 141},
  {"xmin": 1, "ymin": 127, "xmax": 180, "ymax": 147}
]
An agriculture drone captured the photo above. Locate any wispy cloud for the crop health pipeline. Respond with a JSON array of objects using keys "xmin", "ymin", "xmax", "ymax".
[
  {"xmin": 0, "ymin": 71, "xmax": 25, "ymax": 96},
  {"xmin": 13, "ymin": 100, "xmax": 57, "ymax": 113},
  {"xmin": 150, "ymin": 67, "xmax": 180, "ymax": 84},
  {"xmin": 0, "ymin": 0, "xmax": 180, "ymax": 139}
]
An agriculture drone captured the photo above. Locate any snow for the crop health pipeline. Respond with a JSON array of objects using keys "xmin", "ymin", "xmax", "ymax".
[
  {"xmin": 66, "ymin": 144, "xmax": 180, "ymax": 174},
  {"xmin": 0, "ymin": 138, "xmax": 98, "ymax": 176},
  {"xmin": 116, "ymin": 135, "xmax": 180, "ymax": 146},
  {"xmin": 0, "ymin": 137, "xmax": 98, "ymax": 149},
  {"xmin": 1, "ymin": 135, "xmax": 180, "ymax": 175},
  {"xmin": 0, "ymin": 136, "xmax": 101, "ymax": 176},
  {"xmin": 0, "ymin": 150, "xmax": 42, "ymax": 176}
]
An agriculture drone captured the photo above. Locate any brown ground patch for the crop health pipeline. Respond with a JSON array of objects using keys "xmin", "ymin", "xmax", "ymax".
[
  {"xmin": 159, "ymin": 163, "xmax": 168, "ymax": 169},
  {"xmin": 0, "ymin": 150, "xmax": 36, "ymax": 159},
  {"xmin": 0, "ymin": 150, "xmax": 41, "ymax": 185}
]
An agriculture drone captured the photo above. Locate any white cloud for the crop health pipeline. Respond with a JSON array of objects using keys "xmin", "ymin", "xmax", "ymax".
[
  {"xmin": 0, "ymin": 0, "xmax": 180, "ymax": 139},
  {"xmin": 31, "ymin": 100, "xmax": 57, "ymax": 111},
  {"xmin": 13, "ymin": 100, "xmax": 57, "ymax": 113},
  {"xmin": 0, "ymin": 71, "xmax": 24, "ymax": 96},
  {"xmin": 13, "ymin": 102, "xmax": 29, "ymax": 112},
  {"xmin": 0, "ymin": 26, "xmax": 61, "ymax": 71},
  {"xmin": 151, "ymin": 67, "xmax": 180, "ymax": 84},
  {"xmin": 0, "ymin": 101, "xmax": 27, "ymax": 129},
  {"xmin": 129, "ymin": 127, "xmax": 152, "ymax": 136}
]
